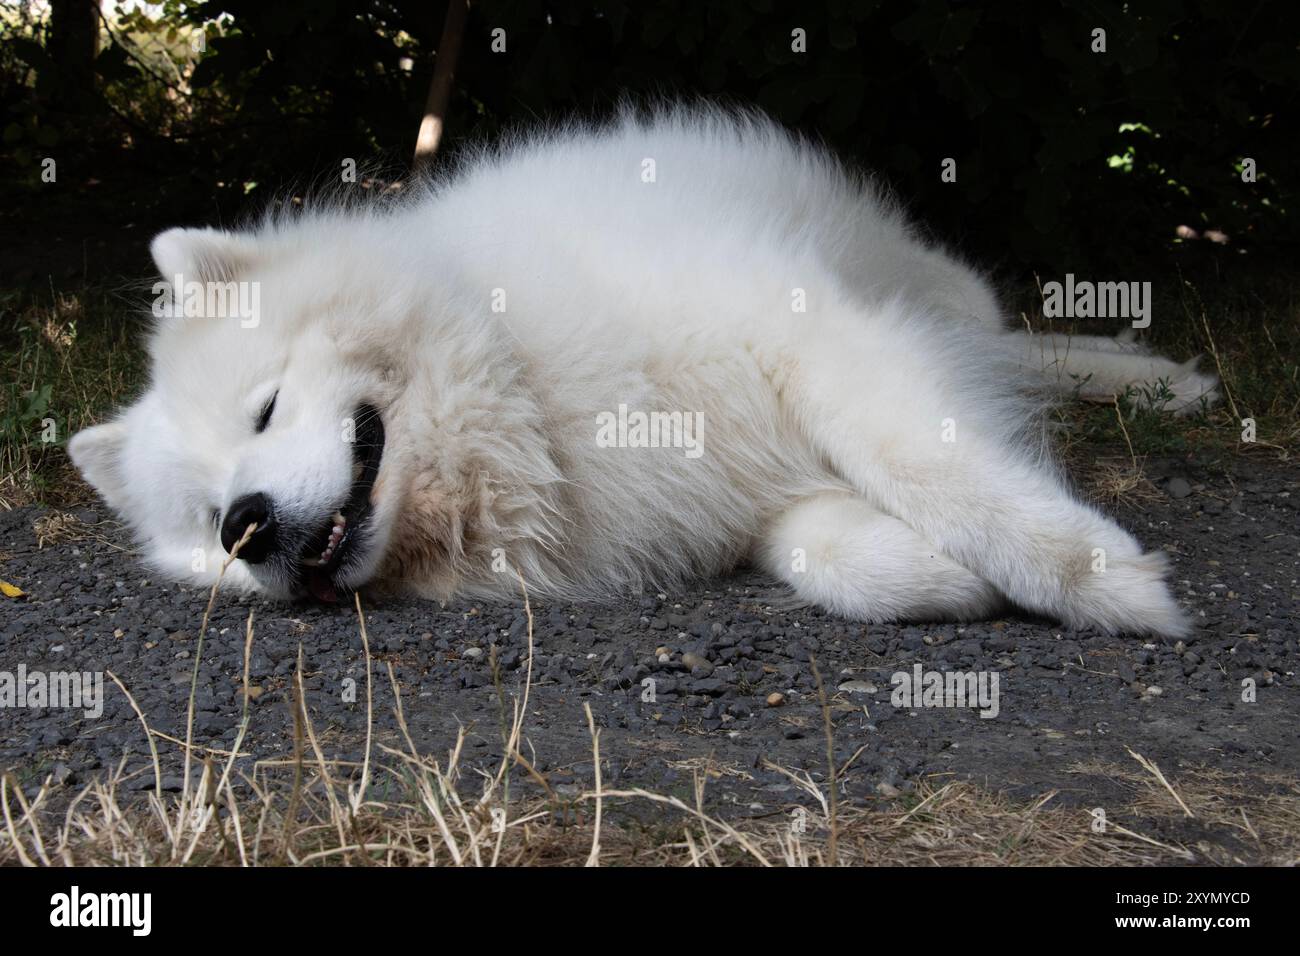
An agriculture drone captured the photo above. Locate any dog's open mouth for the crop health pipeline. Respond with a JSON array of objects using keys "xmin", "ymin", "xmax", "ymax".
[{"xmin": 297, "ymin": 404, "xmax": 385, "ymax": 602}]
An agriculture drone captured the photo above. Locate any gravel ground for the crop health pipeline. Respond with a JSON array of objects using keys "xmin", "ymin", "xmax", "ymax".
[{"xmin": 1, "ymin": 455, "xmax": 1296, "ymax": 835}]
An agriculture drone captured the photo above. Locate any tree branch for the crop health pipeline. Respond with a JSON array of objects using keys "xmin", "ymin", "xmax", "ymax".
[{"xmin": 413, "ymin": 0, "xmax": 469, "ymax": 170}]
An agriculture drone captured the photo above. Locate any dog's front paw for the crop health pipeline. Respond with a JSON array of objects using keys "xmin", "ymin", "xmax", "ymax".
[{"xmin": 1063, "ymin": 549, "xmax": 1190, "ymax": 639}]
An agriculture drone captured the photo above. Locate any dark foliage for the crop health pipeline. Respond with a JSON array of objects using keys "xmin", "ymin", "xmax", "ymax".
[{"xmin": 3, "ymin": 0, "xmax": 1296, "ymax": 273}]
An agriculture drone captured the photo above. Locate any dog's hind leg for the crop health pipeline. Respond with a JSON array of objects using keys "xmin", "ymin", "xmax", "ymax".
[
  {"xmin": 760, "ymin": 304, "xmax": 1188, "ymax": 637},
  {"xmin": 1011, "ymin": 330, "xmax": 1148, "ymax": 354},
  {"xmin": 1006, "ymin": 331, "xmax": 1220, "ymax": 415},
  {"xmin": 757, "ymin": 492, "xmax": 1003, "ymax": 623}
]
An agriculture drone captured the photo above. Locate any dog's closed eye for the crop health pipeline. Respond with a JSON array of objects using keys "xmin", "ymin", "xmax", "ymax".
[{"xmin": 255, "ymin": 391, "xmax": 278, "ymax": 433}]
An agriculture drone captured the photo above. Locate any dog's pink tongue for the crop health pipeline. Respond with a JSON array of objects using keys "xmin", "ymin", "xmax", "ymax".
[{"xmin": 308, "ymin": 569, "xmax": 338, "ymax": 604}]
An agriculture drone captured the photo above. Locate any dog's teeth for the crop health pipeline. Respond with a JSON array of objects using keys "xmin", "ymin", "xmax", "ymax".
[
  {"xmin": 332, "ymin": 524, "xmax": 343, "ymax": 535},
  {"xmin": 333, "ymin": 512, "xmax": 346, "ymax": 525}
]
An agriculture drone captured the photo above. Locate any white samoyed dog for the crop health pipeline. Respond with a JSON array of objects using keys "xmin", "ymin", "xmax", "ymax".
[{"xmin": 69, "ymin": 106, "xmax": 1218, "ymax": 636}]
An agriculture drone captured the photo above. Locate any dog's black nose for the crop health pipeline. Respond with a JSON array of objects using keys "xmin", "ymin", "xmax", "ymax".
[{"xmin": 221, "ymin": 493, "xmax": 277, "ymax": 563}]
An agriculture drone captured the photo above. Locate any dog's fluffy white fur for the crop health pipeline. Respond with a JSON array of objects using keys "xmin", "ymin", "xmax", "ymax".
[{"xmin": 70, "ymin": 106, "xmax": 1218, "ymax": 636}]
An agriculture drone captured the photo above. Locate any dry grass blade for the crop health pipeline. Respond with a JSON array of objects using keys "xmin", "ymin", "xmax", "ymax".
[
  {"xmin": 584, "ymin": 788, "xmax": 772, "ymax": 866},
  {"xmin": 584, "ymin": 701, "xmax": 602, "ymax": 867},
  {"xmin": 349, "ymin": 593, "xmax": 375, "ymax": 814},
  {"xmin": 1, "ymin": 774, "xmax": 44, "ymax": 866},
  {"xmin": 179, "ymin": 521, "xmax": 256, "ymax": 852},
  {"xmin": 760, "ymin": 759, "xmax": 828, "ymax": 818},
  {"xmin": 809, "ymin": 655, "xmax": 839, "ymax": 865},
  {"xmin": 105, "ymin": 669, "xmax": 165, "ymax": 804},
  {"xmin": 1126, "ymin": 747, "xmax": 1195, "ymax": 818},
  {"xmin": 892, "ymin": 781, "xmax": 959, "ymax": 828},
  {"xmin": 1106, "ymin": 822, "xmax": 1196, "ymax": 861}
]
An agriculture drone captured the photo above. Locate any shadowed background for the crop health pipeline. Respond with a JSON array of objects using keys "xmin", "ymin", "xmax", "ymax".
[
  {"xmin": 1, "ymin": 0, "xmax": 1297, "ymax": 499},
  {"xmin": 3, "ymin": 0, "xmax": 1297, "ymax": 277}
]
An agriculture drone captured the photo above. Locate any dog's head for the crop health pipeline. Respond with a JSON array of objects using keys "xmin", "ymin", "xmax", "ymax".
[{"xmin": 69, "ymin": 224, "xmax": 409, "ymax": 601}]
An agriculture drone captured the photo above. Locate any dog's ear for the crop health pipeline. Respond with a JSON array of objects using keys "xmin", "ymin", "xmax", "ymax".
[
  {"xmin": 150, "ymin": 227, "xmax": 256, "ymax": 285},
  {"xmin": 68, "ymin": 420, "xmax": 130, "ymax": 511}
]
